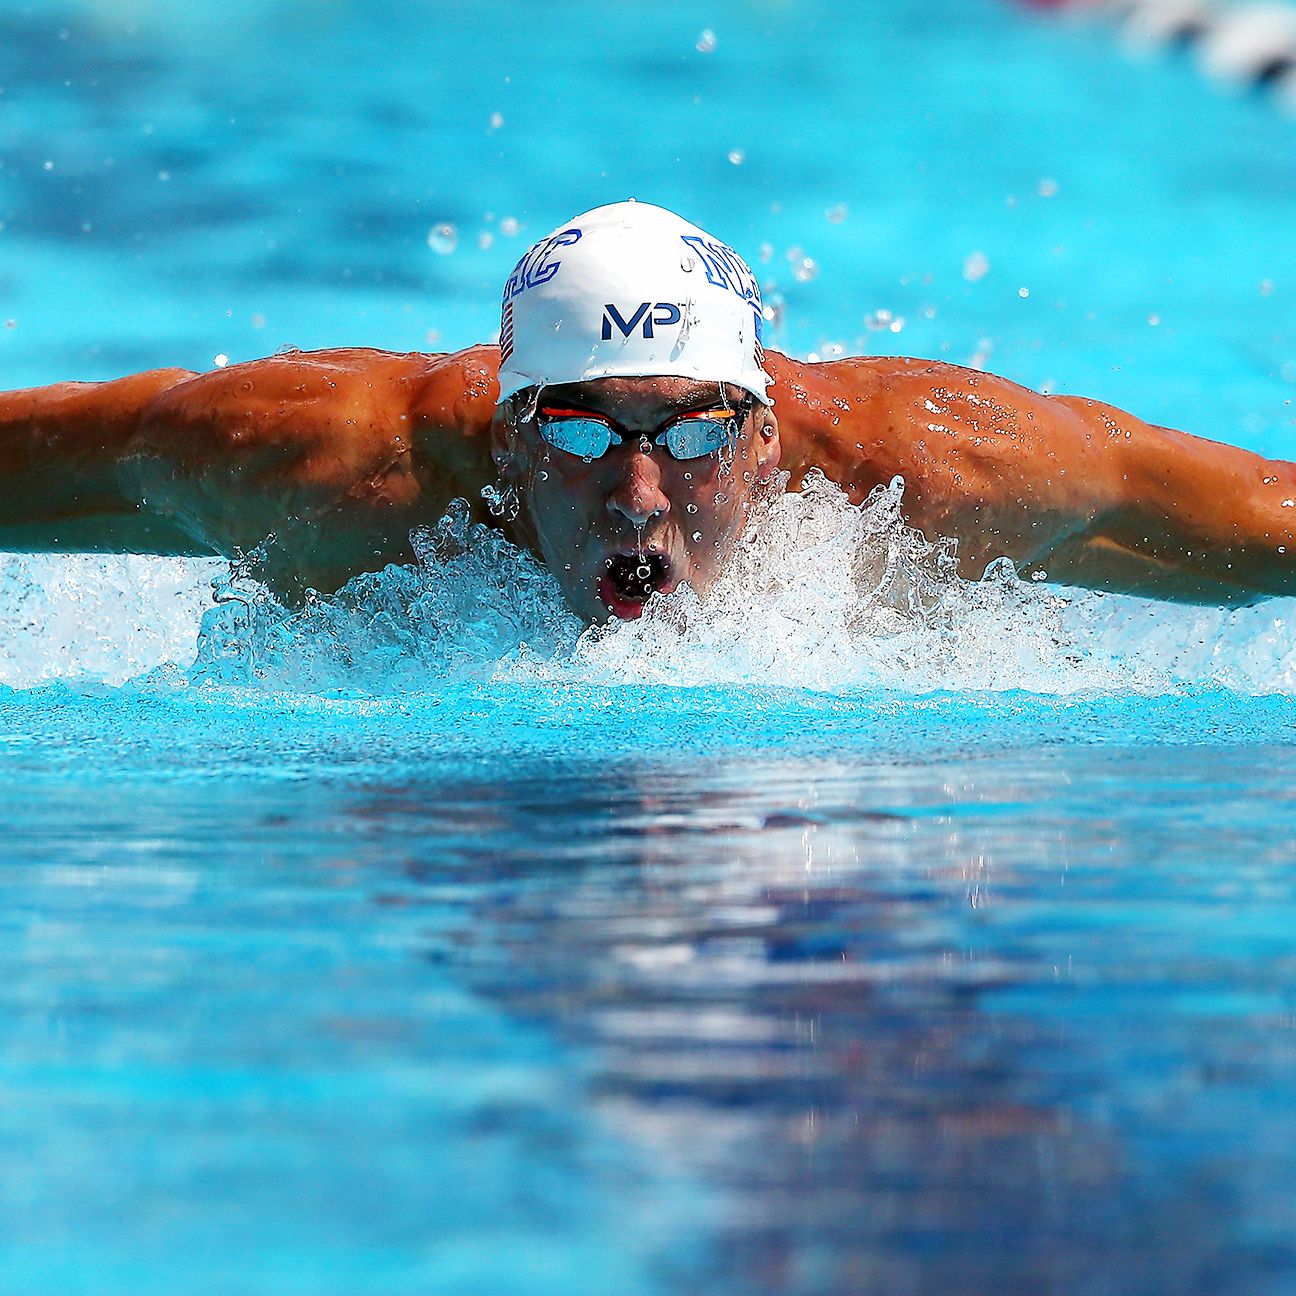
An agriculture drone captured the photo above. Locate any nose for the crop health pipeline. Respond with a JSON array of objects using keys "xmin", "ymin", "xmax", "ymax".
[{"xmin": 606, "ymin": 447, "xmax": 670, "ymax": 527}]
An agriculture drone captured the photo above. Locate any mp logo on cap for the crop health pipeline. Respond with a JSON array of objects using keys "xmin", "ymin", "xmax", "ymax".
[{"xmin": 601, "ymin": 302, "xmax": 683, "ymax": 340}]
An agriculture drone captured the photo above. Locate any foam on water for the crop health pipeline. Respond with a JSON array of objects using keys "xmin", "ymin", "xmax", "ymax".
[{"xmin": 4, "ymin": 475, "xmax": 1296, "ymax": 697}]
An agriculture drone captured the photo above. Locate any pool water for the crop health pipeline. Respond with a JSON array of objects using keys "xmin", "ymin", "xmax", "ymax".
[{"xmin": 4, "ymin": 0, "xmax": 1296, "ymax": 1291}]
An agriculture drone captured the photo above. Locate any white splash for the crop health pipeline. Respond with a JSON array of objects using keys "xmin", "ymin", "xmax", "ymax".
[
  {"xmin": 0, "ymin": 552, "xmax": 223, "ymax": 689},
  {"xmin": 3, "ymin": 476, "xmax": 1296, "ymax": 696}
]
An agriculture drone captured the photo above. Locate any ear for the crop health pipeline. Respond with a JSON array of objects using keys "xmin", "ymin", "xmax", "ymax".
[{"xmin": 752, "ymin": 404, "xmax": 781, "ymax": 482}]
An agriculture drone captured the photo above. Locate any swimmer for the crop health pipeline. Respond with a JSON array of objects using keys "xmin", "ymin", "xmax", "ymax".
[{"xmin": 3, "ymin": 199, "xmax": 1295, "ymax": 618}]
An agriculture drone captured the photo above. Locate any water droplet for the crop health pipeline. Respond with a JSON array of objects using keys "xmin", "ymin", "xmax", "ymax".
[
  {"xmin": 1018, "ymin": 286, "xmax": 1030, "ymax": 299},
  {"xmin": 477, "ymin": 230, "xmax": 494, "ymax": 250},
  {"xmin": 691, "ymin": 531, "xmax": 702, "ymax": 542},
  {"xmin": 427, "ymin": 223, "xmax": 458, "ymax": 255},
  {"xmin": 825, "ymin": 203, "xmax": 848, "ymax": 223},
  {"xmin": 214, "ymin": 353, "xmax": 229, "ymax": 368},
  {"xmin": 500, "ymin": 216, "xmax": 520, "ymax": 237},
  {"xmin": 727, "ymin": 149, "xmax": 745, "ymax": 166},
  {"xmin": 686, "ymin": 503, "xmax": 698, "ymax": 514},
  {"xmin": 1037, "ymin": 178, "xmax": 1059, "ymax": 198},
  {"xmin": 1282, "ymin": 499, "xmax": 1294, "ymax": 508},
  {"xmin": 963, "ymin": 251, "xmax": 990, "ymax": 282},
  {"xmin": 696, "ymin": 28, "xmax": 716, "ymax": 52},
  {"xmin": 683, "ymin": 472, "xmax": 692, "ymax": 481},
  {"xmin": 489, "ymin": 111, "xmax": 505, "ymax": 130},
  {"xmin": 794, "ymin": 257, "xmax": 818, "ymax": 283}
]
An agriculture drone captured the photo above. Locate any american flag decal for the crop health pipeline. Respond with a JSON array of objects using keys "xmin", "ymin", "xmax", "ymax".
[{"xmin": 500, "ymin": 302, "xmax": 514, "ymax": 364}]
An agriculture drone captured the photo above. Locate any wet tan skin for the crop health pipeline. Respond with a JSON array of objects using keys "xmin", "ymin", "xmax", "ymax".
[{"xmin": 3, "ymin": 342, "xmax": 1296, "ymax": 612}]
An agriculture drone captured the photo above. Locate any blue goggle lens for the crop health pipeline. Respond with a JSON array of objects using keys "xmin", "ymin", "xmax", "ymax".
[
  {"xmin": 657, "ymin": 416, "xmax": 736, "ymax": 460},
  {"xmin": 537, "ymin": 415, "xmax": 616, "ymax": 458},
  {"xmin": 536, "ymin": 406, "xmax": 745, "ymax": 462}
]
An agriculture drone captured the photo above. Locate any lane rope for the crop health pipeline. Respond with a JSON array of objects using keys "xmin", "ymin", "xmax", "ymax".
[{"xmin": 1021, "ymin": 0, "xmax": 1296, "ymax": 109}]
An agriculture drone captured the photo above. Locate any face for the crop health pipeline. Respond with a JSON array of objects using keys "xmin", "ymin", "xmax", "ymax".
[{"xmin": 493, "ymin": 376, "xmax": 781, "ymax": 621}]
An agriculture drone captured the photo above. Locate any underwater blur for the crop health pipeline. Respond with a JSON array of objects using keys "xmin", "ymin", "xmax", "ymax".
[{"xmin": 4, "ymin": 0, "xmax": 1296, "ymax": 1292}]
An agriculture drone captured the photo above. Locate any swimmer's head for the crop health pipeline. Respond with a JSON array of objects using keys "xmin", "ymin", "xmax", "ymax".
[
  {"xmin": 496, "ymin": 200, "xmax": 772, "ymax": 403},
  {"xmin": 490, "ymin": 202, "xmax": 780, "ymax": 623},
  {"xmin": 495, "ymin": 374, "xmax": 781, "ymax": 622}
]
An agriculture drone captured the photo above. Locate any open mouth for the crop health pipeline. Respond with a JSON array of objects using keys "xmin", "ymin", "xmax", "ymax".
[{"xmin": 598, "ymin": 551, "xmax": 673, "ymax": 618}]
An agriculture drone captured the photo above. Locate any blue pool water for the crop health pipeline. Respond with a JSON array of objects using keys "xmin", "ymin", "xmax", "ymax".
[{"xmin": 4, "ymin": 0, "xmax": 1296, "ymax": 1291}]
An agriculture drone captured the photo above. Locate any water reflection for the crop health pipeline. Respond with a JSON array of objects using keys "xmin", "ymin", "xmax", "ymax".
[{"xmin": 361, "ymin": 748, "xmax": 1296, "ymax": 1295}]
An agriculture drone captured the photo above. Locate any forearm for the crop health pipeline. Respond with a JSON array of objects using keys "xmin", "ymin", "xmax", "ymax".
[
  {"xmin": 1056, "ymin": 396, "xmax": 1296, "ymax": 601},
  {"xmin": 0, "ymin": 368, "xmax": 213, "ymax": 554}
]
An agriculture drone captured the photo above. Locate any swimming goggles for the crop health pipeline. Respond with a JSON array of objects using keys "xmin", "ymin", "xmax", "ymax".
[{"xmin": 534, "ymin": 396, "xmax": 752, "ymax": 462}]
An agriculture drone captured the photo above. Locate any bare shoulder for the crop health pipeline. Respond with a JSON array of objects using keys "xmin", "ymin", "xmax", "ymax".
[
  {"xmin": 764, "ymin": 350, "xmax": 1099, "ymax": 496},
  {"xmin": 766, "ymin": 351, "xmax": 1066, "ymax": 446},
  {"xmin": 135, "ymin": 346, "xmax": 466, "ymax": 486}
]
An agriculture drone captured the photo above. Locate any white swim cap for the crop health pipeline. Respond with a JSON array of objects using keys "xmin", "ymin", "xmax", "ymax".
[{"xmin": 497, "ymin": 200, "xmax": 772, "ymax": 405}]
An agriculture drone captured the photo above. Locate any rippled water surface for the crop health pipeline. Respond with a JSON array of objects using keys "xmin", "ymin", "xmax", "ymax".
[{"xmin": 5, "ymin": 0, "xmax": 1296, "ymax": 1290}]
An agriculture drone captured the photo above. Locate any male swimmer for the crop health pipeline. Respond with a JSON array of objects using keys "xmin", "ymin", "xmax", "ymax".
[{"xmin": 2, "ymin": 200, "xmax": 1295, "ymax": 617}]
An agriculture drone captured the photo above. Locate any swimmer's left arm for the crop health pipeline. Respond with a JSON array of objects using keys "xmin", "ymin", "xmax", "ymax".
[
  {"xmin": 782, "ymin": 356, "xmax": 1296, "ymax": 605},
  {"xmin": 1037, "ymin": 395, "xmax": 1296, "ymax": 604}
]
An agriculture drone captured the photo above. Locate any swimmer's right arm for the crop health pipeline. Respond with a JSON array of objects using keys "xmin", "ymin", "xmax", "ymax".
[
  {"xmin": 0, "ymin": 367, "xmax": 210, "ymax": 555},
  {"xmin": 0, "ymin": 347, "xmax": 500, "ymax": 588}
]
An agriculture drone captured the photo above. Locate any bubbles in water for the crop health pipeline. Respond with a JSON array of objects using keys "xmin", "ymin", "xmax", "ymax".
[{"xmin": 427, "ymin": 223, "xmax": 458, "ymax": 255}]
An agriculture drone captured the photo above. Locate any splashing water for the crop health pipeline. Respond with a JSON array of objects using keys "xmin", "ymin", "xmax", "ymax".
[{"xmin": 4, "ymin": 477, "xmax": 1296, "ymax": 696}]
